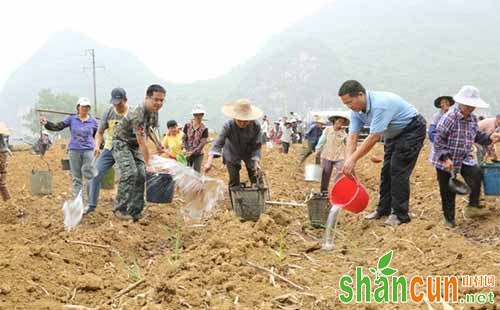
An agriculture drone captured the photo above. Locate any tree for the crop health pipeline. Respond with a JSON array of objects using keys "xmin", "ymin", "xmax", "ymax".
[{"xmin": 23, "ymin": 89, "xmax": 79, "ymax": 137}]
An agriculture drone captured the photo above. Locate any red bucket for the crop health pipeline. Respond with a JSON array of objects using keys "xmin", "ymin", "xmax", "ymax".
[{"xmin": 329, "ymin": 175, "xmax": 369, "ymax": 213}]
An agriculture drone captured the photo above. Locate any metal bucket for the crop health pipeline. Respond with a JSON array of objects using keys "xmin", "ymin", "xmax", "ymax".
[
  {"xmin": 307, "ymin": 193, "xmax": 332, "ymax": 228},
  {"xmin": 101, "ymin": 167, "xmax": 115, "ymax": 190},
  {"xmin": 266, "ymin": 141, "xmax": 273, "ymax": 149},
  {"xmin": 305, "ymin": 164, "xmax": 322, "ymax": 182},
  {"xmin": 229, "ymin": 183, "xmax": 269, "ymax": 221}
]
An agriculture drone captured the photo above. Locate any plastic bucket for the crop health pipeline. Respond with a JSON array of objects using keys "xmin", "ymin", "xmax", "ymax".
[
  {"xmin": 305, "ymin": 164, "xmax": 322, "ymax": 182},
  {"xmin": 146, "ymin": 173, "xmax": 175, "ymax": 203},
  {"xmin": 481, "ymin": 162, "xmax": 500, "ymax": 195},
  {"xmin": 31, "ymin": 170, "xmax": 53, "ymax": 195},
  {"xmin": 101, "ymin": 167, "xmax": 115, "ymax": 190},
  {"xmin": 61, "ymin": 159, "xmax": 70, "ymax": 171},
  {"xmin": 329, "ymin": 175, "xmax": 369, "ymax": 213}
]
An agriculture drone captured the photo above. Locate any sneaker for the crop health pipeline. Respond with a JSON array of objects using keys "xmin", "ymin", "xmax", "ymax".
[
  {"xmin": 464, "ymin": 207, "xmax": 489, "ymax": 218},
  {"xmin": 443, "ymin": 219, "xmax": 456, "ymax": 229},
  {"xmin": 364, "ymin": 211, "xmax": 388, "ymax": 220},
  {"xmin": 83, "ymin": 206, "xmax": 96, "ymax": 216},
  {"xmin": 384, "ymin": 215, "xmax": 402, "ymax": 226},
  {"xmin": 113, "ymin": 210, "xmax": 133, "ymax": 221}
]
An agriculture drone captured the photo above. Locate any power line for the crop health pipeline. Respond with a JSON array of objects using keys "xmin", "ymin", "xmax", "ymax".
[{"xmin": 83, "ymin": 49, "xmax": 104, "ymax": 113}]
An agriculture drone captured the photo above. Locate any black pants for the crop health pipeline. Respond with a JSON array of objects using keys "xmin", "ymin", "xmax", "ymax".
[
  {"xmin": 282, "ymin": 142, "xmax": 290, "ymax": 154},
  {"xmin": 377, "ymin": 115, "xmax": 427, "ymax": 222},
  {"xmin": 436, "ymin": 165, "xmax": 482, "ymax": 222},
  {"xmin": 187, "ymin": 154, "xmax": 203, "ymax": 173},
  {"xmin": 226, "ymin": 159, "xmax": 262, "ymax": 187}
]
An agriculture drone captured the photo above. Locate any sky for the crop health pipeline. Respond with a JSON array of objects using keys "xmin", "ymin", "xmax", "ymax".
[{"xmin": 0, "ymin": 0, "xmax": 333, "ymax": 90}]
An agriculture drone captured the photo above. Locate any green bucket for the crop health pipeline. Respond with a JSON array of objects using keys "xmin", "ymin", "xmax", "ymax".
[{"xmin": 101, "ymin": 168, "xmax": 115, "ymax": 190}]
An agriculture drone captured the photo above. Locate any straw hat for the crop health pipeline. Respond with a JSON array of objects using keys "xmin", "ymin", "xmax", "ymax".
[
  {"xmin": 222, "ymin": 99, "xmax": 263, "ymax": 121},
  {"xmin": 313, "ymin": 115, "xmax": 326, "ymax": 124},
  {"xmin": 433, "ymin": 96, "xmax": 455, "ymax": 109},
  {"xmin": 0, "ymin": 122, "xmax": 10, "ymax": 135},
  {"xmin": 453, "ymin": 86, "xmax": 489, "ymax": 109},
  {"xmin": 328, "ymin": 113, "xmax": 350, "ymax": 126}
]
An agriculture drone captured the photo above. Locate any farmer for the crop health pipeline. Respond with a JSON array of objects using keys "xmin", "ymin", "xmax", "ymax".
[
  {"xmin": 428, "ymin": 96, "xmax": 454, "ymax": 143},
  {"xmin": 280, "ymin": 120, "xmax": 294, "ymax": 154},
  {"xmin": 477, "ymin": 114, "xmax": 500, "ymax": 162},
  {"xmin": 315, "ymin": 113, "xmax": 349, "ymax": 193},
  {"xmin": 162, "ymin": 120, "xmax": 183, "ymax": 160},
  {"xmin": 0, "ymin": 122, "xmax": 12, "ymax": 201},
  {"xmin": 339, "ymin": 80, "xmax": 426, "ymax": 226},
  {"xmin": 40, "ymin": 97, "xmax": 98, "ymax": 197},
  {"xmin": 261, "ymin": 115, "xmax": 270, "ymax": 143},
  {"xmin": 301, "ymin": 116, "xmax": 325, "ymax": 163},
  {"xmin": 182, "ymin": 105, "xmax": 209, "ymax": 173},
  {"xmin": 431, "ymin": 86, "xmax": 500, "ymax": 227},
  {"xmin": 112, "ymin": 84, "xmax": 166, "ymax": 221},
  {"xmin": 204, "ymin": 99, "xmax": 263, "ymax": 187},
  {"xmin": 85, "ymin": 87, "xmax": 129, "ymax": 215}
]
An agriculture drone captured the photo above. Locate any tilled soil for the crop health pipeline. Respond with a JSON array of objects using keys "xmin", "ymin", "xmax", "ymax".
[{"xmin": 0, "ymin": 142, "xmax": 498, "ymax": 309}]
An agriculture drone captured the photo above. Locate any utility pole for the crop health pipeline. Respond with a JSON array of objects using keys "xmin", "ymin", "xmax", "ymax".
[{"xmin": 84, "ymin": 49, "xmax": 104, "ymax": 114}]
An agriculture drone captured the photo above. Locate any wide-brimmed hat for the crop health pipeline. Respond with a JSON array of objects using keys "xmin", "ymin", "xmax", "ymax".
[
  {"xmin": 313, "ymin": 115, "xmax": 326, "ymax": 124},
  {"xmin": 328, "ymin": 112, "xmax": 350, "ymax": 126},
  {"xmin": 0, "ymin": 122, "xmax": 10, "ymax": 135},
  {"xmin": 433, "ymin": 96, "xmax": 455, "ymax": 109},
  {"xmin": 191, "ymin": 104, "xmax": 206, "ymax": 115},
  {"xmin": 453, "ymin": 86, "xmax": 489, "ymax": 109},
  {"xmin": 222, "ymin": 99, "xmax": 263, "ymax": 121}
]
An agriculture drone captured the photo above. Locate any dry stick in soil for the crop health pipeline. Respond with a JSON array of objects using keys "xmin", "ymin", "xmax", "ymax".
[
  {"xmin": 65, "ymin": 239, "xmax": 111, "ymax": 249},
  {"xmin": 246, "ymin": 261, "xmax": 305, "ymax": 291},
  {"xmin": 101, "ymin": 279, "xmax": 145, "ymax": 306}
]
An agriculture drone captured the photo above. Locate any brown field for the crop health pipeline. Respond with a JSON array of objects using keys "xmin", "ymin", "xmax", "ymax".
[{"xmin": 0, "ymin": 141, "xmax": 498, "ymax": 309}]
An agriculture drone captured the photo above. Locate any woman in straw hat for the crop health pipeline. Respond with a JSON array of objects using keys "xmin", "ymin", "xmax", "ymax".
[
  {"xmin": 204, "ymin": 99, "xmax": 264, "ymax": 187},
  {"xmin": 315, "ymin": 113, "xmax": 349, "ymax": 193},
  {"xmin": 428, "ymin": 95, "xmax": 454, "ymax": 143},
  {"xmin": 430, "ymin": 85, "xmax": 500, "ymax": 228},
  {"xmin": 182, "ymin": 104, "xmax": 209, "ymax": 173},
  {"xmin": 0, "ymin": 122, "xmax": 12, "ymax": 201},
  {"xmin": 300, "ymin": 115, "xmax": 326, "ymax": 163}
]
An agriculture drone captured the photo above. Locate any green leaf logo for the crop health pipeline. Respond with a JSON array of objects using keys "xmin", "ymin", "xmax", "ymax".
[
  {"xmin": 372, "ymin": 250, "xmax": 398, "ymax": 278},
  {"xmin": 378, "ymin": 251, "xmax": 393, "ymax": 269}
]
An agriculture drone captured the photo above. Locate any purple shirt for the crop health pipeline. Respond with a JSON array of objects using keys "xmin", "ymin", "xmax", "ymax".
[
  {"xmin": 429, "ymin": 106, "xmax": 491, "ymax": 172},
  {"xmin": 63, "ymin": 114, "xmax": 98, "ymax": 151}
]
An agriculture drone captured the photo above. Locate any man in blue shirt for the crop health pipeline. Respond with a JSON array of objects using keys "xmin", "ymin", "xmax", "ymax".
[{"xmin": 339, "ymin": 80, "xmax": 426, "ymax": 226}]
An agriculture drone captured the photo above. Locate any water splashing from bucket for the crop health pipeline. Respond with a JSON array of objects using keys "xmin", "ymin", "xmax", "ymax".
[{"xmin": 321, "ymin": 204, "xmax": 342, "ymax": 251}]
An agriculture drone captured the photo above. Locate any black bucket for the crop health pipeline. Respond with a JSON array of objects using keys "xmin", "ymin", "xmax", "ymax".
[
  {"xmin": 307, "ymin": 192, "xmax": 332, "ymax": 228},
  {"xmin": 146, "ymin": 173, "xmax": 175, "ymax": 203},
  {"xmin": 229, "ymin": 183, "xmax": 269, "ymax": 221},
  {"xmin": 61, "ymin": 159, "xmax": 70, "ymax": 171}
]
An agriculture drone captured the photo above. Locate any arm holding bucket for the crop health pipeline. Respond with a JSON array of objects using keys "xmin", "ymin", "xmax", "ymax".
[
  {"xmin": 204, "ymin": 123, "xmax": 229, "ymax": 173},
  {"xmin": 342, "ymin": 133, "xmax": 380, "ymax": 176}
]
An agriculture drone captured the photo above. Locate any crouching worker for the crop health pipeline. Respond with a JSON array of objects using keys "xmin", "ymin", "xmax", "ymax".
[
  {"xmin": 431, "ymin": 86, "xmax": 500, "ymax": 228},
  {"xmin": 203, "ymin": 99, "xmax": 263, "ymax": 187},
  {"xmin": 0, "ymin": 122, "xmax": 11, "ymax": 201},
  {"xmin": 112, "ymin": 84, "xmax": 166, "ymax": 221}
]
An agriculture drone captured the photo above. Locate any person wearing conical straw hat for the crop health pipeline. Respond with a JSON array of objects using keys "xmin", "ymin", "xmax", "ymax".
[
  {"xmin": 0, "ymin": 122, "xmax": 12, "ymax": 201},
  {"xmin": 314, "ymin": 113, "xmax": 350, "ymax": 193},
  {"xmin": 204, "ymin": 99, "xmax": 264, "ymax": 187},
  {"xmin": 428, "ymin": 95, "xmax": 455, "ymax": 143},
  {"xmin": 430, "ymin": 85, "xmax": 500, "ymax": 228}
]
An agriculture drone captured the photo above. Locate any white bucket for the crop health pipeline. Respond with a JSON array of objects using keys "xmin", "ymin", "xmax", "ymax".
[
  {"xmin": 305, "ymin": 164, "xmax": 322, "ymax": 182},
  {"xmin": 266, "ymin": 141, "xmax": 273, "ymax": 149}
]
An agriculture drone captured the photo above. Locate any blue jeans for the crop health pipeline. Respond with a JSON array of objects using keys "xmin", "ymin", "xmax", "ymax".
[
  {"xmin": 88, "ymin": 149, "xmax": 115, "ymax": 209},
  {"xmin": 68, "ymin": 150, "xmax": 93, "ymax": 197}
]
